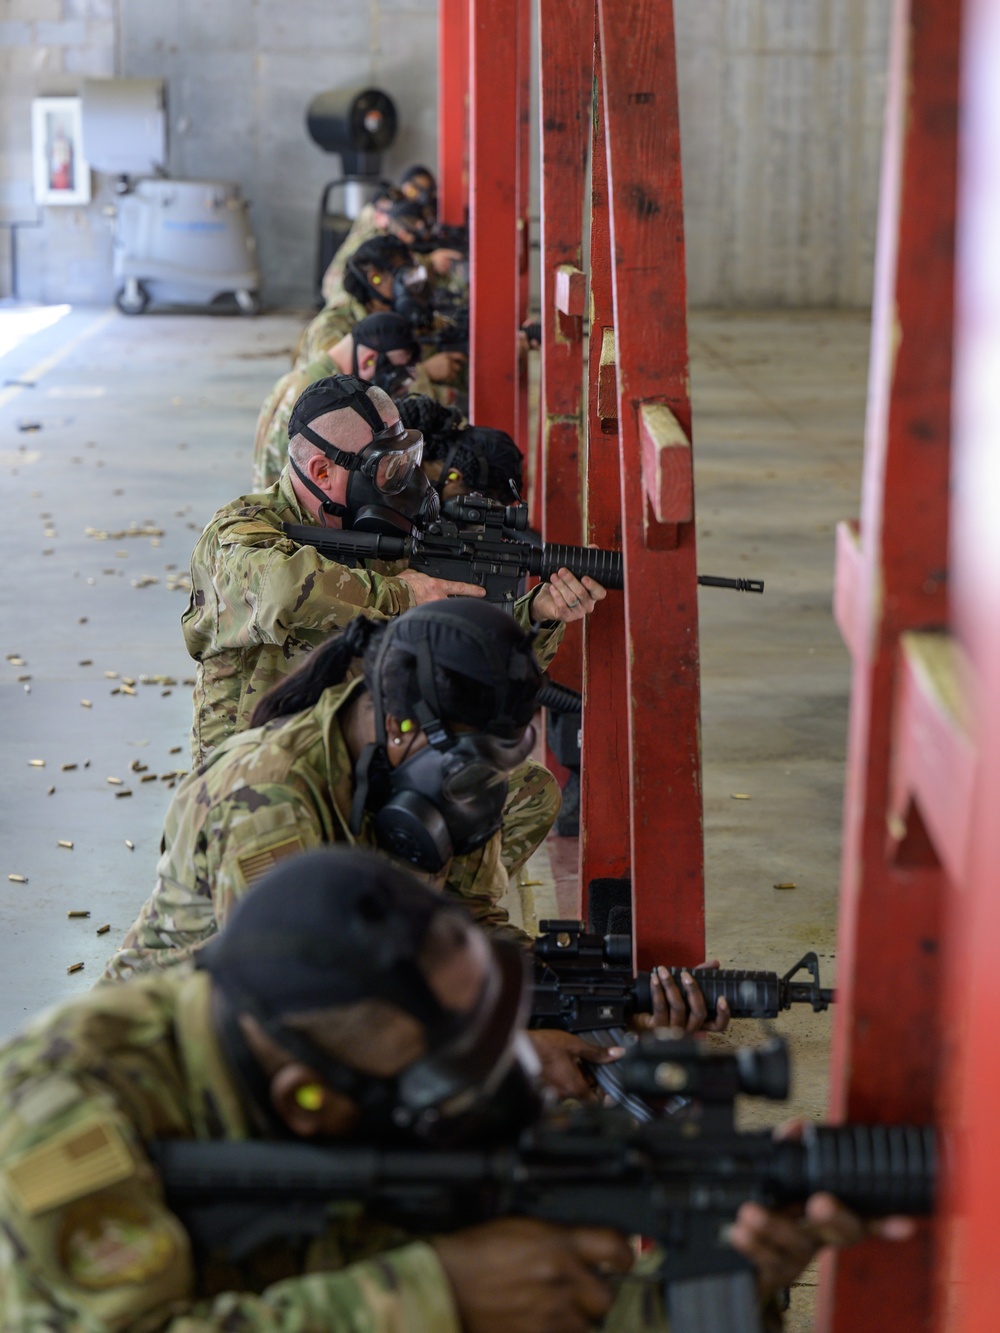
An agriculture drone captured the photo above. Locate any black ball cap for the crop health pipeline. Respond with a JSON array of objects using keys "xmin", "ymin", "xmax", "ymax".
[{"xmin": 197, "ymin": 847, "xmax": 466, "ymax": 1026}]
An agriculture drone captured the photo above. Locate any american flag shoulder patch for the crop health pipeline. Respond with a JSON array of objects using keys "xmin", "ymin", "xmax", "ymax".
[{"xmin": 236, "ymin": 835, "xmax": 304, "ymax": 886}]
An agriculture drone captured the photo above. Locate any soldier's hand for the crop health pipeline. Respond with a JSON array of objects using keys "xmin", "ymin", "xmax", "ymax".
[
  {"xmin": 527, "ymin": 1029, "xmax": 624, "ymax": 1100},
  {"xmin": 422, "ymin": 350, "xmax": 468, "ymax": 382},
  {"xmin": 399, "ymin": 569, "xmax": 487, "ymax": 605},
  {"xmin": 533, "ymin": 569, "xmax": 606, "ymax": 624},
  {"xmin": 728, "ymin": 1121, "xmax": 918, "ymax": 1301},
  {"xmin": 433, "ymin": 1217, "xmax": 634, "ymax": 1333},
  {"xmin": 633, "ymin": 961, "xmax": 731, "ymax": 1035},
  {"xmin": 429, "ymin": 247, "xmax": 464, "ymax": 275}
]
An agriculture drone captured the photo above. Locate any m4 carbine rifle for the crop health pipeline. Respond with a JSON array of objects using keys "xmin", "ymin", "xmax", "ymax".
[
  {"xmin": 152, "ymin": 1036, "xmax": 934, "ymax": 1333},
  {"xmin": 283, "ymin": 494, "xmax": 765, "ymax": 605},
  {"xmin": 531, "ymin": 919, "xmax": 835, "ymax": 1032}
]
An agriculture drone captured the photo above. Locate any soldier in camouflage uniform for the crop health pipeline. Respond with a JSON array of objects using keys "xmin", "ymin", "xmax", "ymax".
[
  {"xmin": 295, "ymin": 235, "xmax": 411, "ymax": 370},
  {"xmin": 112, "ymin": 598, "xmax": 567, "ymax": 979},
  {"xmin": 252, "ymin": 314, "xmax": 439, "ymax": 493},
  {"xmin": 0, "ymin": 849, "xmax": 891, "ymax": 1330}
]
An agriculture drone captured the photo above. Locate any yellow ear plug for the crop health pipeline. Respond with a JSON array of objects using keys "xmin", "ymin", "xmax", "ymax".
[
  {"xmin": 295, "ymin": 1084, "xmax": 324, "ymax": 1112},
  {"xmin": 400, "ymin": 719, "xmax": 415, "ymax": 734},
  {"xmin": 446, "ymin": 470, "xmax": 461, "ymax": 482}
]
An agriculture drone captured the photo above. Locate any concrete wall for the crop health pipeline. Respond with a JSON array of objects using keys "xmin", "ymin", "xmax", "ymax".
[
  {"xmin": 0, "ymin": 0, "xmax": 118, "ymax": 305},
  {"xmin": 0, "ymin": 0, "xmax": 891, "ymax": 309},
  {"xmin": 676, "ymin": 0, "xmax": 891, "ymax": 306}
]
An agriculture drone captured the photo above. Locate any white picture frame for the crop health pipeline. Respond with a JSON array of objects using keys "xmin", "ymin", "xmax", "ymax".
[{"xmin": 31, "ymin": 97, "xmax": 92, "ymax": 206}]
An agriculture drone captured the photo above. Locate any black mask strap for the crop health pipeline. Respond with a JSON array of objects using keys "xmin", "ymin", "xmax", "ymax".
[{"xmin": 288, "ymin": 455, "xmax": 348, "ymax": 524}]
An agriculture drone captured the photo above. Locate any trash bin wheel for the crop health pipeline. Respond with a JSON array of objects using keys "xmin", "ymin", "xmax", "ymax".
[
  {"xmin": 115, "ymin": 280, "xmax": 150, "ymax": 315},
  {"xmin": 235, "ymin": 289, "xmax": 262, "ymax": 316}
]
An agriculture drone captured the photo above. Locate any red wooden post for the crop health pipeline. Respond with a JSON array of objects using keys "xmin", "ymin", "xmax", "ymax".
[
  {"xmin": 935, "ymin": 1, "xmax": 1000, "ymax": 1326},
  {"xmin": 438, "ymin": 0, "xmax": 469, "ymax": 227},
  {"xmin": 580, "ymin": 17, "xmax": 630, "ymax": 905},
  {"xmin": 596, "ymin": 0, "xmax": 704, "ymax": 966},
  {"xmin": 514, "ymin": 0, "xmax": 532, "ymax": 455},
  {"xmin": 818, "ymin": 0, "xmax": 959, "ymax": 1325},
  {"xmin": 467, "ymin": 0, "xmax": 519, "ymax": 437},
  {"xmin": 536, "ymin": 0, "xmax": 591, "ymax": 696}
]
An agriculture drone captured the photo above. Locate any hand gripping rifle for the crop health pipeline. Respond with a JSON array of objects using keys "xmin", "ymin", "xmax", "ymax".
[
  {"xmin": 530, "ymin": 919, "xmax": 834, "ymax": 1121},
  {"xmin": 282, "ymin": 494, "xmax": 765, "ymax": 606},
  {"xmin": 531, "ymin": 919, "xmax": 835, "ymax": 1032},
  {"xmin": 152, "ymin": 1036, "xmax": 934, "ymax": 1333}
]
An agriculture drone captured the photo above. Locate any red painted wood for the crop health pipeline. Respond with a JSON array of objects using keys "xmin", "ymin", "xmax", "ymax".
[
  {"xmin": 468, "ymin": 0, "xmax": 518, "ymax": 438},
  {"xmin": 537, "ymin": 0, "xmax": 591, "ymax": 699},
  {"xmin": 817, "ymin": 0, "xmax": 959, "ymax": 1325},
  {"xmin": 597, "ymin": 0, "xmax": 704, "ymax": 966},
  {"xmin": 554, "ymin": 264, "xmax": 586, "ymax": 317},
  {"xmin": 514, "ymin": 0, "xmax": 531, "ymax": 453},
  {"xmin": 833, "ymin": 519, "xmax": 864, "ymax": 662},
  {"xmin": 438, "ymin": 0, "xmax": 469, "ymax": 227},
  {"xmin": 639, "ymin": 404, "xmax": 693, "ymax": 525},
  {"xmin": 887, "ymin": 636, "xmax": 973, "ymax": 889},
  {"xmin": 938, "ymin": 2, "xmax": 1000, "ymax": 1325},
  {"xmin": 579, "ymin": 19, "xmax": 630, "ymax": 906}
]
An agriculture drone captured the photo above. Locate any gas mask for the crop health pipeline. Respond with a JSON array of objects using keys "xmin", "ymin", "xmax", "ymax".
[
  {"xmin": 288, "ymin": 377, "xmax": 440, "ymax": 536},
  {"xmin": 372, "ymin": 724, "xmax": 536, "ymax": 872},
  {"xmin": 392, "ymin": 265, "xmax": 433, "ymax": 331},
  {"xmin": 349, "ymin": 605, "xmax": 543, "ymax": 874},
  {"xmin": 305, "ymin": 942, "xmax": 545, "ymax": 1146}
]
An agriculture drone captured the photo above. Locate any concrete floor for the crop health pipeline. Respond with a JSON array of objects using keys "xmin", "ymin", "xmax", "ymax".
[{"xmin": 0, "ymin": 303, "xmax": 869, "ymax": 1326}]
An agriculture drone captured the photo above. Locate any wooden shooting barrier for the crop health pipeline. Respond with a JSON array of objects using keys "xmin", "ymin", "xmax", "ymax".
[
  {"xmin": 457, "ymin": 0, "xmax": 706, "ymax": 965},
  {"xmin": 451, "ymin": 0, "xmax": 1000, "ymax": 1322}
]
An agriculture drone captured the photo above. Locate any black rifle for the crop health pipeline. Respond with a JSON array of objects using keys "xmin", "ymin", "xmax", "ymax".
[
  {"xmin": 152, "ymin": 1036, "xmax": 934, "ymax": 1333},
  {"xmin": 283, "ymin": 495, "xmax": 765, "ymax": 604},
  {"xmin": 531, "ymin": 919, "xmax": 835, "ymax": 1031}
]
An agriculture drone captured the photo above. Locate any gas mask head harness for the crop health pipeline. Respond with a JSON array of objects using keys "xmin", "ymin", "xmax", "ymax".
[
  {"xmin": 198, "ymin": 847, "xmax": 543, "ymax": 1144},
  {"xmin": 350, "ymin": 312, "xmax": 421, "ymax": 400},
  {"xmin": 287, "ymin": 374, "xmax": 439, "ymax": 535},
  {"xmin": 350, "ymin": 601, "xmax": 543, "ymax": 873}
]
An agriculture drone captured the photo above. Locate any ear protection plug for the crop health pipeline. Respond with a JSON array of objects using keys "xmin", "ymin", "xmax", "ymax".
[
  {"xmin": 400, "ymin": 719, "xmax": 415, "ymax": 734},
  {"xmin": 295, "ymin": 1084, "xmax": 325, "ymax": 1112},
  {"xmin": 371, "ymin": 273, "xmax": 383, "ymax": 285}
]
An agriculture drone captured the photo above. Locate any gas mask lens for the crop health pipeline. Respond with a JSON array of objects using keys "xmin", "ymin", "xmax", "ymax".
[
  {"xmin": 398, "ymin": 264, "xmax": 430, "ymax": 298},
  {"xmin": 374, "ymin": 436, "xmax": 423, "ymax": 493},
  {"xmin": 439, "ymin": 726, "xmax": 536, "ymax": 804}
]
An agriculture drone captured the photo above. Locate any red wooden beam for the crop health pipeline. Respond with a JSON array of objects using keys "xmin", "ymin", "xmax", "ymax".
[
  {"xmin": 596, "ymin": 0, "xmax": 704, "ymax": 966},
  {"xmin": 438, "ymin": 0, "xmax": 469, "ymax": 227},
  {"xmin": 468, "ymin": 0, "xmax": 518, "ymax": 437},
  {"xmin": 537, "ymin": 0, "xmax": 592, "ymax": 697},
  {"xmin": 580, "ymin": 18, "xmax": 630, "ymax": 905},
  {"xmin": 938, "ymin": 1, "xmax": 1000, "ymax": 1324},
  {"xmin": 514, "ymin": 0, "xmax": 531, "ymax": 455},
  {"xmin": 817, "ymin": 0, "xmax": 959, "ymax": 1325}
]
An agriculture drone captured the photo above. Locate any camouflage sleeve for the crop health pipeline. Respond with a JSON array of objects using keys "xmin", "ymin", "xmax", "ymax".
[
  {"xmin": 0, "ymin": 1103, "xmax": 460, "ymax": 1333},
  {"xmin": 215, "ymin": 530, "xmax": 416, "ymax": 648},
  {"xmin": 512, "ymin": 590, "xmax": 565, "ymax": 670}
]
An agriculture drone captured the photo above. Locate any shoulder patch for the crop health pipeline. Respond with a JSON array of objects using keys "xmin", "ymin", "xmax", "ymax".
[
  {"xmin": 59, "ymin": 1196, "xmax": 177, "ymax": 1289},
  {"xmin": 4, "ymin": 1116, "xmax": 135, "ymax": 1216},
  {"xmin": 237, "ymin": 834, "xmax": 304, "ymax": 887}
]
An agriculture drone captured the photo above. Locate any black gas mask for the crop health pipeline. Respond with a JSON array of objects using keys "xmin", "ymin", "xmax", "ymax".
[
  {"xmin": 351, "ymin": 313, "xmax": 420, "ymax": 403},
  {"xmin": 198, "ymin": 848, "xmax": 545, "ymax": 1148},
  {"xmin": 288, "ymin": 375, "xmax": 439, "ymax": 536},
  {"xmin": 350, "ymin": 604, "xmax": 543, "ymax": 874}
]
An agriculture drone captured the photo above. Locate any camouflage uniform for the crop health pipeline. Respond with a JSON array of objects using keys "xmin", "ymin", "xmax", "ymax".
[
  {"xmin": 0, "ymin": 966, "xmax": 464, "ymax": 1331},
  {"xmin": 252, "ymin": 356, "xmax": 441, "ymax": 493},
  {"xmin": 182, "ymin": 468, "xmax": 563, "ymax": 767},
  {"xmin": 103, "ymin": 677, "xmax": 558, "ymax": 982},
  {"xmin": 320, "ymin": 206, "xmax": 381, "ymax": 304},
  {"xmin": 294, "ymin": 294, "xmax": 368, "ymax": 371}
]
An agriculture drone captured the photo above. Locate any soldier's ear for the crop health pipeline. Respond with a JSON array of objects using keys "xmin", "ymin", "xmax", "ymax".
[{"xmin": 271, "ymin": 1064, "xmax": 358, "ymax": 1137}]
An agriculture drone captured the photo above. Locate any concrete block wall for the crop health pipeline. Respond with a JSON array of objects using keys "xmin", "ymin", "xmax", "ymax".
[
  {"xmin": 118, "ymin": 0, "xmax": 439, "ymax": 308},
  {"xmin": 675, "ymin": 0, "xmax": 891, "ymax": 305},
  {"xmin": 0, "ymin": 0, "xmax": 117, "ymax": 304},
  {"xmin": 0, "ymin": 0, "xmax": 891, "ymax": 309}
]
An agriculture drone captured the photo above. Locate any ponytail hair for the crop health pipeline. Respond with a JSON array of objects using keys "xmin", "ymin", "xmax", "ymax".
[{"xmin": 249, "ymin": 617, "xmax": 385, "ymax": 729}]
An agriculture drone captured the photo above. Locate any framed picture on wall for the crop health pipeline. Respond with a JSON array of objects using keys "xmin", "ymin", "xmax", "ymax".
[{"xmin": 31, "ymin": 97, "xmax": 91, "ymax": 206}]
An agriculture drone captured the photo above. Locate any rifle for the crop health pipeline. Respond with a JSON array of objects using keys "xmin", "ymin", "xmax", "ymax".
[
  {"xmin": 531, "ymin": 919, "xmax": 835, "ymax": 1031},
  {"xmin": 283, "ymin": 495, "xmax": 765, "ymax": 604},
  {"xmin": 152, "ymin": 1035, "xmax": 935, "ymax": 1333}
]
